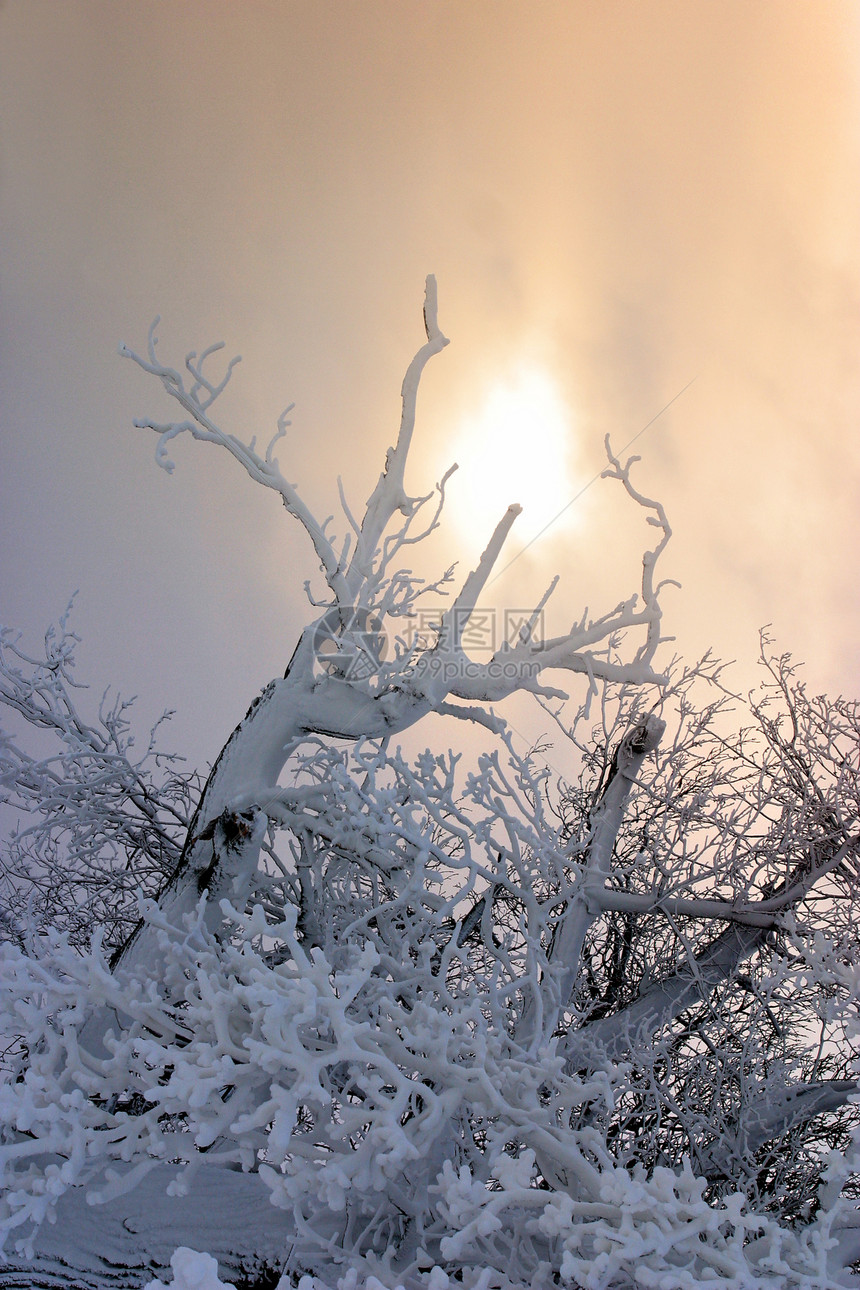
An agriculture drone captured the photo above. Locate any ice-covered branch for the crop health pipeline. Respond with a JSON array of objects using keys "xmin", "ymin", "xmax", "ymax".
[
  {"xmin": 120, "ymin": 323, "xmax": 350, "ymax": 605},
  {"xmin": 571, "ymin": 921, "xmax": 769, "ymax": 1062},
  {"xmin": 602, "ymin": 435, "xmax": 676, "ymax": 665},
  {"xmin": 706, "ymin": 1078, "xmax": 860, "ymax": 1181},
  {"xmin": 517, "ymin": 714, "xmax": 665, "ymax": 1050},
  {"xmin": 408, "ymin": 438, "xmax": 675, "ymax": 709},
  {"xmin": 0, "ymin": 612, "xmax": 196, "ymax": 954},
  {"xmin": 346, "ymin": 275, "xmax": 450, "ymax": 591}
]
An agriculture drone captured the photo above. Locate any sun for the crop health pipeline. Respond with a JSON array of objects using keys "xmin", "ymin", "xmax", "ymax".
[{"xmin": 445, "ymin": 365, "xmax": 581, "ymax": 548}]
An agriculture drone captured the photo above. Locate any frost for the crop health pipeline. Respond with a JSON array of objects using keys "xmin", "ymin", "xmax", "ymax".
[
  {"xmin": 3, "ymin": 285, "xmax": 860, "ymax": 1288},
  {"xmin": 144, "ymin": 1247, "xmax": 236, "ymax": 1290}
]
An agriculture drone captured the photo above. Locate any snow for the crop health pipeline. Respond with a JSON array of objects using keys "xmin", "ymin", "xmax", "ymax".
[
  {"xmin": 145, "ymin": 1248, "xmax": 454, "ymax": 1290},
  {"xmin": 144, "ymin": 1247, "xmax": 239, "ymax": 1290}
]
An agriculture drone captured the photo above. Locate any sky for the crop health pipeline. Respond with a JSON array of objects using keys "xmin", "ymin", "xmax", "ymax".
[{"xmin": 1, "ymin": 2, "xmax": 859, "ymax": 774}]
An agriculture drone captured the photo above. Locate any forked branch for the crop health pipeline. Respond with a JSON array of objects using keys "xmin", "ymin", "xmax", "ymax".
[
  {"xmin": 122, "ymin": 283, "xmax": 675, "ymax": 722},
  {"xmin": 119, "ymin": 323, "xmax": 350, "ymax": 605}
]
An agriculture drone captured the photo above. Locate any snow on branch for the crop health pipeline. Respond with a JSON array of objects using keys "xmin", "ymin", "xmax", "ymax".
[
  {"xmin": 346, "ymin": 275, "xmax": 450, "ymax": 591},
  {"xmin": 119, "ymin": 321, "xmax": 350, "ymax": 606},
  {"xmin": 121, "ymin": 283, "xmax": 675, "ymax": 727},
  {"xmin": 602, "ymin": 434, "xmax": 677, "ymax": 665},
  {"xmin": 0, "ymin": 608, "xmax": 197, "ymax": 955}
]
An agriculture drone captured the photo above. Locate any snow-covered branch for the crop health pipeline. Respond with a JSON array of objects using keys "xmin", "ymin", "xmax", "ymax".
[
  {"xmin": 120, "ymin": 323, "xmax": 351, "ymax": 606},
  {"xmin": 345, "ymin": 275, "xmax": 450, "ymax": 591},
  {"xmin": 0, "ymin": 610, "xmax": 196, "ymax": 955}
]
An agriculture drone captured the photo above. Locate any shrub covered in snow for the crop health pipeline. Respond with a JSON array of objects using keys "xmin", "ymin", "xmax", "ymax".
[{"xmin": 2, "ymin": 282, "xmax": 860, "ymax": 1288}]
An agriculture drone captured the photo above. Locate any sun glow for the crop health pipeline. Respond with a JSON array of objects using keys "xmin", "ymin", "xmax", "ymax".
[{"xmin": 446, "ymin": 366, "xmax": 581, "ymax": 547}]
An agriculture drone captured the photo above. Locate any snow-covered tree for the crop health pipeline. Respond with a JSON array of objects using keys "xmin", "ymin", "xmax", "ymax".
[{"xmin": 2, "ymin": 281, "xmax": 860, "ymax": 1290}]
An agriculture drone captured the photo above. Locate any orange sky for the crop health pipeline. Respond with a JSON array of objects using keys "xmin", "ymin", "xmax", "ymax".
[{"xmin": 1, "ymin": 2, "xmax": 858, "ymax": 766}]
